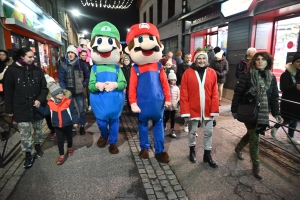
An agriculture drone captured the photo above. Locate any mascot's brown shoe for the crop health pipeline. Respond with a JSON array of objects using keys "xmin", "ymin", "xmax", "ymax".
[
  {"xmin": 97, "ymin": 138, "xmax": 108, "ymax": 148},
  {"xmin": 109, "ymin": 144, "xmax": 119, "ymax": 154},
  {"xmin": 139, "ymin": 149, "xmax": 149, "ymax": 159},
  {"xmin": 155, "ymin": 152, "xmax": 170, "ymax": 163}
]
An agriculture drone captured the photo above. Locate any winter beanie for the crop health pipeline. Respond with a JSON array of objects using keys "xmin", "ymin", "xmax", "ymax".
[
  {"xmin": 215, "ymin": 50, "xmax": 224, "ymax": 60},
  {"xmin": 67, "ymin": 45, "xmax": 78, "ymax": 57},
  {"xmin": 126, "ymin": 23, "xmax": 160, "ymax": 44},
  {"xmin": 91, "ymin": 21, "xmax": 120, "ymax": 41},
  {"xmin": 45, "ymin": 74, "xmax": 55, "ymax": 84},
  {"xmin": 193, "ymin": 51, "xmax": 208, "ymax": 63},
  {"xmin": 47, "ymin": 82, "xmax": 63, "ymax": 97},
  {"xmin": 0, "ymin": 50, "xmax": 8, "ymax": 57},
  {"xmin": 292, "ymin": 52, "xmax": 300, "ymax": 64},
  {"xmin": 168, "ymin": 70, "xmax": 177, "ymax": 80},
  {"xmin": 122, "ymin": 54, "xmax": 131, "ymax": 63}
]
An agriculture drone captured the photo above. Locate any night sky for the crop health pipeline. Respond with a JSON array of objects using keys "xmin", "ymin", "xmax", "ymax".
[{"xmin": 65, "ymin": 0, "xmax": 139, "ymax": 42}]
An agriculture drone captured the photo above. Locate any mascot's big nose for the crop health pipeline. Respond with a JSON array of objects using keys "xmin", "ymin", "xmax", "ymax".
[
  {"xmin": 140, "ymin": 40, "xmax": 156, "ymax": 50},
  {"xmin": 97, "ymin": 45, "xmax": 114, "ymax": 58},
  {"xmin": 140, "ymin": 40, "xmax": 157, "ymax": 56}
]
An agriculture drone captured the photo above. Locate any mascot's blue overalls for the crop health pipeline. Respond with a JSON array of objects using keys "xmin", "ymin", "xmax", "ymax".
[
  {"xmin": 133, "ymin": 63, "xmax": 165, "ymax": 154},
  {"xmin": 90, "ymin": 65, "xmax": 125, "ymax": 145}
]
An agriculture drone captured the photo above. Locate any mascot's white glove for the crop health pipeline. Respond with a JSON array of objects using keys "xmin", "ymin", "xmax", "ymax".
[
  {"xmin": 95, "ymin": 82, "xmax": 105, "ymax": 91},
  {"xmin": 104, "ymin": 82, "xmax": 118, "ymax": 92},
  {"xmin": 164, "ymin": 101, "xmax": 171, "ymax": 108},
  {"xmin": 131, "ymin": 103, "xmax": 141, "ymax": 113}
]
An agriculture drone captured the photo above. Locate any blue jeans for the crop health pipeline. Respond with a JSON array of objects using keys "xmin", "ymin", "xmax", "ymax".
[
  {"xmin": 274, "ymin": 117, "xmax": 298, "ymax": 138},
  {"xmin": 72, "ymin": 93, "xmax": 85, "ymax": 126}
]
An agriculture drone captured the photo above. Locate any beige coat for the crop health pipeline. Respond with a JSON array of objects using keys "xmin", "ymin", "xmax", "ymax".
[{"xmin": 166, "ymin": 84, "xmax": 180, "ymax": 111}]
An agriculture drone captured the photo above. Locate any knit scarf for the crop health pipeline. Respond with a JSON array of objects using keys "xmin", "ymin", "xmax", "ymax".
[{"xmin": 250, "ymin": 68, "xmax": 272, "ymax": 133}]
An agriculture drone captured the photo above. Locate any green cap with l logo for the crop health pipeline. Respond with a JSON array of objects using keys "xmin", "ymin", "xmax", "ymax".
[{"xmin": 91, "ymin": 21, "xmax": 120, "ymax": 41}]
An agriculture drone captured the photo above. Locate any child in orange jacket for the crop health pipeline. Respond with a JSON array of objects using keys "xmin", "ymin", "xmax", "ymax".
[{"xmin": 37, "ymin": 82, "xmax": 78, "ymax": 165}]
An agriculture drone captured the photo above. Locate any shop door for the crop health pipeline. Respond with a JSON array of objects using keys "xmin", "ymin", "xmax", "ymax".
[{"xmin": 273, "ymin": 17, "xmax": 300, "ymax": 79}]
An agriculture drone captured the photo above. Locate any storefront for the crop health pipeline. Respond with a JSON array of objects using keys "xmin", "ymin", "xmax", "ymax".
[{"xmin": 2, "ymin": 0, "xmax": 66, "ymax": 79}]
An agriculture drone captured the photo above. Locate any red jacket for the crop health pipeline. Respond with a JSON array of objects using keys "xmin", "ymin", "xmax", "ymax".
[{"xmin": 180, "ymin": 67, "xmax": 219, "ymax": 119}]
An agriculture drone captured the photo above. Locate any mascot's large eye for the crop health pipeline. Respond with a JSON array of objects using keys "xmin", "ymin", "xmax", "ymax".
[
  {"xmin": 138, "ymin": 36, "xmax": 143, "ymax": 43},
  {"xmin": 108, "ymin": 38, "xmax": 113, "ymax": 45},
  {"xmin": 149, "ymin": 36, "xmax": 154, "ymax": 41},
  {"xmin": 97, "ymin": 38, "xmax": 102, "ymax": 45}
]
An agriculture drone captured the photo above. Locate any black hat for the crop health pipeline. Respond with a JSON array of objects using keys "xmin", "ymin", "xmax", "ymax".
[{"xmin": 292, "ymin": 52, "xmax": 300, "ymax": 64}]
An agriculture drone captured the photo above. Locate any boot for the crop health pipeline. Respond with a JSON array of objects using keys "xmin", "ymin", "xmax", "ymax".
[
  {"xmin": 139, "ymin": 149, "xmax": 149, "ymax": 159},
  {"xmin": 252, "ymin": 163, "xmax": 262, "ymax": 180},
  {"xmin": 155, "ymin": 152, "xmax": 170, "ymax": 163},
  {"xmin": 189, "ymin": 146, "xmax": 196, "ymax": 163},
  {"xmin": 235, "ymin": 146, "xmax": 244, "ymax": 160},
  {"xmin": 97, "ymin": 137, "xmax": 108, "ymax": 148},
  {"xmin": 80, "ymin": 126, "xmax": 85, "ymax": 135},
  {"xmin": 203, "ymin": 150, "xmax": 218, "ymax": 168},
  {"xmin": 23, "ymin": 152, "xmax": 34, "ymax": 169},
  {"xmin": 109, "ymin": 144, "xmax": 119, "ymax": 154},
  {"xmin": 35, "ymin": 144, "xmax": 44, "ymax": 157}
]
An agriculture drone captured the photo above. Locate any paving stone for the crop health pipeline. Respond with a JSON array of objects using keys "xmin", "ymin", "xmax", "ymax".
[
  {"xmin": 155, "ymin": 169, "xmax": 164, "ymax": 176},
  {"xmin": 142, "ymin": 178, "xmax": 150, "ymax": 183},
  {"xmin": 165, "ymin": 170, "xmax": 173, "ymax": 175},
  {"xmin": 140, "ymin": 173, "xmax": 149, "ymax": 179},
  {"xmin": 148, "ymin": 172, "xmax": 157, "ymax": 179},
  {"xmin": 170, "ymin": 179, "xmax": 179, "ymax": 185},
  {"xmin": 146, "ymin": 189, "xmax": 155, "ymax": 195},
  {"xmin": 166, "ymin": 191, "xmax": 177, "ymax": 199},
  {"xmin": 162, "ymin": 165, "xmax": 170, "ymax": 170},
  {"xmin": 144, "ymin": 182, "xmax": 152, "ymax": 189},
  {"xmin": 153, "ymin": 184, "xmax": 162, "ymax": 191},
  {"xmin": 174, "ymin": 184, "xmax": 183, "ymax": 191},
  {"xmin": 147, "ymin": 194, "xmax": 157, "ymax": 200},
  {"xmin": 168, "ymin": 174, "xmax": 176, "ymax": 180},
  {"xmin": 160, "ymin": 180, "xmax": 169, "ymax": 187},
  {"xmin": 158, "ymin": 175, "xmax": 167, "ymax": 180},
  {"xmin": 176, "ymin": 190, "xmax": 186, "ymax": 198},
  {"xmin": 151, "ymin": 179, "xmax": 160, "ymax": 185},
  {"xmin": 155, "ymin": 191, "xmax": 166, "ymax": 199},
  {"xmin": 138, "ymin": 169, "xmax": 146, "ymax": 173}
]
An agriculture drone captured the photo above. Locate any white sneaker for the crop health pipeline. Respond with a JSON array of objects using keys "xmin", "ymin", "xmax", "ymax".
[
  {"xmin": 195, "ymin": 133, "xmax": 198, "ymax": 137},
  {"xmin": 290, "ymin": 137, "xmax": 300, "ymax": 145},
  {"xmin": 271, "ymin": 127, "xmax": 278, "ymax": 138},
  {"xmin": 88, "ymin": 106, "xmax": 92, "ymax": 111},
  {"xmin": 184, "ymin": 125, "xmax": 188, "ymax": 133}
]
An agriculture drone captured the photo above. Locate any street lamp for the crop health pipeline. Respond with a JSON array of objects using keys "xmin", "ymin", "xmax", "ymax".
[
  {"xmin": 72, "ymin": 9, "xmax": 81, "ymax": 16},
  {"xmin": 83, "ymin": 30, "xmax": 88, "ymax": 34}
]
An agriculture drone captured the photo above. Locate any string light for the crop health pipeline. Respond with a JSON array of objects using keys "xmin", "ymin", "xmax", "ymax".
[{"xmin": 80, "ymin": 0, "xmax": 134, "ymax": 9}]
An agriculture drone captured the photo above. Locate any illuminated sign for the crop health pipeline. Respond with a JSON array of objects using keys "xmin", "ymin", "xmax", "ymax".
[
  {"xmin": 221, "ymin": 0, "xmax": 254, "ymax": 17},
  {"xmin": 3, "ymin": 0, "xmax": 64, "ymax": 43}
]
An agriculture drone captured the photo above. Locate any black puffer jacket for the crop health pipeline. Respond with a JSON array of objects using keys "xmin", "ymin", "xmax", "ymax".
[
  {"xmin": 231, "ymin": 71, "xmax": 280, "ymax": 117},
  {"xmin": 280, "ymin": 66, "xmax": 300, "ymax": 120},
  {"xmin": 210, "ymin": 58, "xmax": 229, "ymax": 83},
  {"xmin": 4, "ymin": 61, "xmax": 48, "ymax": 122}
]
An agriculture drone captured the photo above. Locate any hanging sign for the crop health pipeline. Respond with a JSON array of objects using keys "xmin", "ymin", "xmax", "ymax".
[{"xmin": 221, "ymin": 0, "xmax": 254, "ymax": 17}]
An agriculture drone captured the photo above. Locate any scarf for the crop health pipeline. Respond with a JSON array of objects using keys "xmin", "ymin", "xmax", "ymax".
[
  {"xmin": 250, "ymin": 68, "xmax": 272, "ymax": 133},
  {"xmin": 17, "ymin": 59, "xmax": 35, "ymax": 67}
]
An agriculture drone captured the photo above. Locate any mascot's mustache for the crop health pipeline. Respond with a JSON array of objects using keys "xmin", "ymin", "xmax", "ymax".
[
  {"xmin": 92, "ymin": 46, "xmax": 117, "ymax": 52},
  {"xmin": 134, "ymin": 46, "xmax": 160, "ymax": 52}
]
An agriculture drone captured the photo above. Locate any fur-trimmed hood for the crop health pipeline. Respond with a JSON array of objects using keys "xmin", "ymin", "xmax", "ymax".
[
  {"xmin": 286, "ymin": 63, "xmax": 297, "ymax": 76},
  {"xmin": 47, "ymin": 89, "xmax": 72, "ymax": 100},
  {"xmin": 5, "ymin": 57, "xmax": 14, "ymax": 66}
]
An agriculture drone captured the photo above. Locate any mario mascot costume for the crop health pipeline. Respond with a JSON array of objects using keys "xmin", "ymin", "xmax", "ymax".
[
  {"xmin": 125, "ymin": 23, "xmax": 171, "ymax": 163},
  {"xmin": 88, "ymin": 21, "xmax": 126, "ymax": 154}
]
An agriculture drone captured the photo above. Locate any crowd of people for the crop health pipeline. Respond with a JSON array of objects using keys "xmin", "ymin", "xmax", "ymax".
[{"xmin": 0, "ymin": 41, "xmax": 299, "ymax": 180}]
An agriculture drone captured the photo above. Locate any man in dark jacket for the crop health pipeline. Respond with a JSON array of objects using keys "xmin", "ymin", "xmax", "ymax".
[
  {"xmin": 121, "ymin": 54, "xmax": 131, "ymax": 109},
  {"xmin": 58, "ymin": 45, "xmax": 90, "ymax": 135},
  {"xmin": 176, "ymin": 53, "xmax": 192, "ymax": 86},
  {"xmin": 4, "ymin": 48, "xmax": 48, "ymax": 169},
  {"xmin": 235, "ymin": 47, "xmax": 256, "ymax": 79}
]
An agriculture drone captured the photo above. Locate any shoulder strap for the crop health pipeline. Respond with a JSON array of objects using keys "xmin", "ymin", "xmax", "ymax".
[
  {"xmin": 133, "ymin": 64, "xmax": 140, "ymax": 76},
  {"xmin": 291, "ymin": 74, "xmax": 296, "ymax": 84},
  {"xmin": 158, "ymin": 62, "xmax": 161, "ymax": 73}
]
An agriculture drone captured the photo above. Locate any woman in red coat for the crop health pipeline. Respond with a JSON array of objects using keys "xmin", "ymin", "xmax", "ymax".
[{"xmin": 180, "ymin": 50, "xmax": 219, "ymax": 167}]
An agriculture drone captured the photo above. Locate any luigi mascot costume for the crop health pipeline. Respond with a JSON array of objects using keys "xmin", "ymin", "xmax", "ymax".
[{"xmin": 88, "ymin": 21, "xmax": 126, "ymax": 154}]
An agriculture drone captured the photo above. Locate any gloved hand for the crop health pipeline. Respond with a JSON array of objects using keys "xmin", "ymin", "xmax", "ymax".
[
  {"xmin": 275, "ymin": 115, "xmax": 284, "ymax": 124},
  {"xmin": 232, "ymin": 113, "xmax": 237, "ymax": 119},
  {"xmin": 95, "ymin": 82, "xmax": 105, "ymax": 91},
  {"xmin": 164, "ymin": 101, "xmax": 171, "ymax": 108},
  {"xmin": 104, "ymin": 82, "xmax": 118, "ymax": 92},
  {"xmin": 131, "ymin": 103, "xmax": 141, "ymax": 113}
]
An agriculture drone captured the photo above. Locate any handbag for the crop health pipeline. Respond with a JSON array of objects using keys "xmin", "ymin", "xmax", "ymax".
[{"xmin": 237, "ymin": 102, "xmax": 260, "ymax": 124}]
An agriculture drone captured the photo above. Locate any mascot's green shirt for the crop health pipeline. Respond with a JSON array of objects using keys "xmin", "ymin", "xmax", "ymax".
[{"xmin": 88, "ymin": 64, "xmax": 127, "ymax": 92}]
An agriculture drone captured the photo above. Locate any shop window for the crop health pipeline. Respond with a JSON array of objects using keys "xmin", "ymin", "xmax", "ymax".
[
  {"xmin": 273, "ymin": 16, "xmax": 300, "ymax": 72},
  {"xmin": 29, "ymin": 38, "xmax": 39, "ymax": 67},
  {"xmin": 38, "ymin": 42, "xmax": 50, "ymax": 71},
  {"xmin": 11, "ymin": 35, "xmax": 20, "ymax": 49},
  {"xmin": 217, "ymin": 26, "xmax": 228, "ymax": 53},
  {"xmin": 21, "ymin": 37, "xmax": 29, "ymax": 48},
  {"xmin": 143, "ymin": 11, "xmax": 146, "ymax": 23},
  {"xmin": 168, "ymin": 0, "xmax": 175, "ymax": 18},
  {"xmin": 162, "ymin": 36, "xmax": 178, "ymax": 55},
  {"xmin": 149, "ymin": 6, "xmax": 153, "ymax": 23},
  {"xmin": 194, "ymin": 36, "xmax": 204, "ymax": 50},
  {"xmin": 51, "ymin": 45, "xmax": 59, "ymax": 74},
  {"xmin": 157, "ymin": 0, "xmax": 162, "ymax": 24}
]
